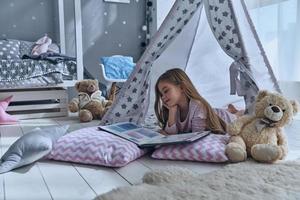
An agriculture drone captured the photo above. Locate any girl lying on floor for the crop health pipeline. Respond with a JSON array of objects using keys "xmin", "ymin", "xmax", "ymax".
[{"xmin": 154, "ymin": 68, "xmax": 244, "ymax": 135}]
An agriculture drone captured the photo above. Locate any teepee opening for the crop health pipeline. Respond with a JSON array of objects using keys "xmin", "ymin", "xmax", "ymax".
[{"xmin": 100, "ymin": 0, "xmax": 280, "ymax": 125}]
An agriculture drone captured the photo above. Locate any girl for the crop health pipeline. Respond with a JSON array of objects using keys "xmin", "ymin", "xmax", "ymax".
[{"xmin": 154, "ymin": 68, "xmax": 237, "ymax": 135}]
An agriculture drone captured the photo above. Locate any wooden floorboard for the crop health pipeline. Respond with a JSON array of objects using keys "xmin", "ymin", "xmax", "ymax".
[
  {"xmin": 4, "ymin": 164, "xmax": 52, "ymax": 200},
  {"xmin": 0, "ymin": 125, "xmax": 52, "ymax": 200},
  {"xmin": 114, "ymin": 160, "xmax": 152, "ymax": 184},
  {"xmin": 0, "ymin": 127, "xmax": 7, "ymax": 200},
  {"xmin": 37, "ymin": 161, "xmax": 97, "ymax": 200},
  {"xmin": 73, "ymin": 163, "xmax": 130, "ymax": 196}
]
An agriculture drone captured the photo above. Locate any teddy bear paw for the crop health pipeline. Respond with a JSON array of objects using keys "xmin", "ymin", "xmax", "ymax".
[
  {"xmin": 251, "ymin": 144, "xmax": 281, "ymax": 163},
  {"xmin": 68, "ymin": 102, "xmax": 79, "ymax": 112},
  {"xmin": 227, "ymin": 123, "xmax": 240, "ymax": 136},
  {"xmin": 79, "ymin": 110, "xmax": 93, "ymax": 122},
  {"xmin": 225, "ymin": 143, "xmax": 247, "ymax": 162}
]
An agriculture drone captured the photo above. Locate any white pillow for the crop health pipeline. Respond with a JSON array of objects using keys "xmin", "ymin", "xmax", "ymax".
[{"xmin": 0, "ymin": 125, "xmax": 69, "ymax": 173}]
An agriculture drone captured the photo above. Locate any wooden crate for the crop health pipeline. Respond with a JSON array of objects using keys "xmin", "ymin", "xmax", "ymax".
[{"xmin": 0, "ymin": 88, "xmax": 68, "ymax": 119}]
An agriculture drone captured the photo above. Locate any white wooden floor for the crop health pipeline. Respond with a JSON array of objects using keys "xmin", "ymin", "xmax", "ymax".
[{"xmin": 0, "ymin": 115, "xmax": 299, "ymax": 200}]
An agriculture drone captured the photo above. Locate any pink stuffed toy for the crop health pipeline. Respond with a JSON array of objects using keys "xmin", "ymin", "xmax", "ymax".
[
  {"xmin": 31, "ymin": 34, "xmax": 52, "ymax": 56},
  {"xmin": 0, "ymin": 96, "xmax": 18, "ymax": 125}
]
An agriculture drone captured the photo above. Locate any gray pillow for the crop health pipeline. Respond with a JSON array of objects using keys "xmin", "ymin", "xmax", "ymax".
[
  {"xmin": 19, "ymin": 40, "xmax": 35, "ymax": 56},
  {"xmin": 0, "ymin": 40, "xmax": 21, "ymax": 60},
  {"xmin": 0, "ymin": 125, "xmax": 69, "ymax": 174}
]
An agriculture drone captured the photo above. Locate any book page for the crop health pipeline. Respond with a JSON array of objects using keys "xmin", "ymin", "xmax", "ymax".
[
  {"xmin": 99, "ymin": 122, "xmax": 210, "ymax": 147},
  {"xmin": 140, "ymin": 131, "xmax": 210, "ymax": 147},
  {"xmin": 99, "ymin": 122, "xmax": 162, "ymax": 145}
]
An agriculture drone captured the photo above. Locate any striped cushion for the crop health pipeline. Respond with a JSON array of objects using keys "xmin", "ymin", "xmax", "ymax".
[
  {"xmin": 46, "ymin": 126, "xmax": 146, "ymax": 167},
  {"xmin": 151, "ymin": 134, "xmax": 229, "ymax": 162}
]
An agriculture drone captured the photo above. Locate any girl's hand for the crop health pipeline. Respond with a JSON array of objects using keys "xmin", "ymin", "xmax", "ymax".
[
  {"xmin": 168, "ymin": 104, "xmax": 178, "ymax": 113},
  {"xmin": 163, "ymin": 102, "xmax": 177, "ymax": 111},
  {"xmin": 158, "ymin": 129, "xmax": 168, "ymax": 135},
  {"xmin": 166, "ymin": 104, "xmax": 177, "ymax": 127},
  {"xmin": 163, "ymin": 103, "xmax": 178, "ymax": 118},
  {"xmin": 158, "ymin": 129, "xmax": 176, "ymax": 135}
]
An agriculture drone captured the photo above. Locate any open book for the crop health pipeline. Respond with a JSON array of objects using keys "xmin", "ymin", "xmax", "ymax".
[{"xmin": 98, "ymin": 122, "xmax": 210, "ymax": 148}]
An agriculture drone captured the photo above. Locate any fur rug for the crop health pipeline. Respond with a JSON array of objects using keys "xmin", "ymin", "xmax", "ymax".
[{"xmin": 96, "ymin": 160, "xmax": 300, "ymax": 200}]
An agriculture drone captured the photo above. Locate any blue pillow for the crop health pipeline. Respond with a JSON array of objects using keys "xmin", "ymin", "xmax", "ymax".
[{"xmin": 101, "ymin": 55, "xmax": 135, "ymax": 80}]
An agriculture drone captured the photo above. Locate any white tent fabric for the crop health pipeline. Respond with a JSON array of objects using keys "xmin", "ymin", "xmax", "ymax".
[
  {"xmin": 232, "ymin": 0, "xmax": 280, "ymax": 92},
  {"xmin": 100, "ymin": 0, "xmax": 280, "ymax": 125},
  {"xmin": 185, "ymin": 2, "xmax": 239, "ymax": 108}
]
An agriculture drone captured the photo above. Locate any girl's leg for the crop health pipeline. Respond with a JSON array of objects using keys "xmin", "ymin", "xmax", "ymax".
[{"xmin": 214, "ymin": 108, "xmax": 238, "ymax": 124}]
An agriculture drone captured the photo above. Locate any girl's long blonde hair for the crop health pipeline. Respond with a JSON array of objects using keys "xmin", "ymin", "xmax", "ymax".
[{"xmin": 154, "ymin": 68, "xmax": 227, "ymax": 134}]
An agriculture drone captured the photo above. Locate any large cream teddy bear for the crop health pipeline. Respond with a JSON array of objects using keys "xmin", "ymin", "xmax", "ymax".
[
  {"xmin": 225, "ymin": 90, "xmax": 299, "ymax": 163},
  {"xmin": 68, "ymin": 79, "xmax": 113, "ymax": 122}
]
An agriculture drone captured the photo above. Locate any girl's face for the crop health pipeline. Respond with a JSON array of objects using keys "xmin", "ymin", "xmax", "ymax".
[{"xmin": 158, "ymin": 81, "xmax": 183, "ymax": 107}]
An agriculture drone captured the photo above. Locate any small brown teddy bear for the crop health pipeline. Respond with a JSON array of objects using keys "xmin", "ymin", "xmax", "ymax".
[
  {"xmin": 225, "ymin": 90, "xmax": 299, "ymax": 163},
  {"xmin": 68, "ymin": 79, "xmax": 113, "ymax": 122}
]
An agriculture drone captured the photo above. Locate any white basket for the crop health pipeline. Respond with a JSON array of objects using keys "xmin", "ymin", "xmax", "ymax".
[{"xmin": 0, "ymin": 88, "xmax": 68, "ymax": 119}]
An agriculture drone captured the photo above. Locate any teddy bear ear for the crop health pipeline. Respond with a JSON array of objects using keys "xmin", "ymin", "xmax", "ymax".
[
  {"xmin": 290, "ymin": 100, "xmax": 299, "ymax": 115},
  {"xmin": 75, "ymin": 82, "xmax": 80, "ymax": 91},
  {"xmin": 255, "ymin": 90, "xmax": 269, "ymax": 102}
]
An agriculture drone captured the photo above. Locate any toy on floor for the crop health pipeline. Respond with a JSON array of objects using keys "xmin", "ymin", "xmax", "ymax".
[
  {"xmin": 0, "ymin": 96, "xmax": 18, "ymax": 125},
  {"xmin": 68, "ymin": 79, "xmax": 113, "ymax": 122},
  {"xmin": 225, "ymin": 90, "xmax": 299, "ymax": 163}
]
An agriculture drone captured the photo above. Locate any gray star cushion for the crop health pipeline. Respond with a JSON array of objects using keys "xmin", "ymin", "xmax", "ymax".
[
  {"xmin": 0, "ymin": 40, "xmax": 21, "ymax": 60},
  {"xmin": 19, "ymin": 40, "xmax": 35, "ymax": 56},
  {"xmin": 0, "ymin": 125, "xmax": 69, "ymax": 174}
]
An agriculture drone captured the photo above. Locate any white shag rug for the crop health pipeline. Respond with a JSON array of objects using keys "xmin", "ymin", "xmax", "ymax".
[{"xmin": 96, "ymin": 160, "xmax": 300, "ymax": 200}]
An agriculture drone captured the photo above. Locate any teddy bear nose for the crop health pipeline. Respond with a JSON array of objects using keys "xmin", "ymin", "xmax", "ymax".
[
  {"xmin": 88, "ymin": 85, "xmax": 95, "ymax": 92},
  {"xmin": 271, "ymin": 106, "xmax": 280, "ymax": 113}
]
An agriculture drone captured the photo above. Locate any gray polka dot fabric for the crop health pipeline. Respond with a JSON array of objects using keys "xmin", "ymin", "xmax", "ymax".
[
  {"xmin": 19, "ymin": 40, "xmax": 35, "ymax": 56},
  {"xmin": 0, "ymin": 59, "xmax": 76, "ymax": 82},
  {"xmin": 0, "ymin": 40, "xmax": 21, "ymax": 60},
  {"xmin": 205, "ymin": 0, "xmax": 243, "ymax": 59}
]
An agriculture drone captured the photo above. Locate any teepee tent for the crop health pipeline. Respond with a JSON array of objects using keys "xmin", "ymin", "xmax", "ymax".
[{"xmin": 100, "ymin": 0, "xmax": 280, "ymax": 125}]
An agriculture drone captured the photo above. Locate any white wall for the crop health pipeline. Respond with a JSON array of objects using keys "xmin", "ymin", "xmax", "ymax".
[{"xmin": 279, "ymin": 81, "xmax": 300, "ymax": 104}]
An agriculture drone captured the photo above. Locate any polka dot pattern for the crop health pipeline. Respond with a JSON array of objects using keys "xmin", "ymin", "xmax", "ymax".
[{"xmin": 0, "ymin": 40, "xmax": 20, "ymax": 60}]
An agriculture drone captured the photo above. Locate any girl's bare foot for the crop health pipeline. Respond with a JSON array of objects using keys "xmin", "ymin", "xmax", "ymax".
[
  {"xmin": 227, "ymin": 104, "xmax": 245, "ymax": 117},
  {"xmin": 227, "ymin": 104, "xmax": 238, "ymax": 114}
]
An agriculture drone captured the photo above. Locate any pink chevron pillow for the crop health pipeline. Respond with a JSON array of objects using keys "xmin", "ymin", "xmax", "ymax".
[
  {"xmin": 151, "ymin": 134, "xmax": 229, "ymax": 162},
  {"xmin": 46, "ymin": 126, "xmax": 147, "ymax": 167},
  {"xmin": 0, "ymin": 96, "xmax": 18, "ymax": 125}
]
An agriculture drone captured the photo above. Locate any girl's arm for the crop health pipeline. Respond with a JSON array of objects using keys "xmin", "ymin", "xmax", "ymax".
[
  {"xmin": 191, "ymin": 103, "xmax": 207, "ymax": 132},
  {"xmin": 164, "ymin": 105, "xmax": 178, "ymax": 135},
  {"xmin": 167, "ymin": 105, "xmax": 177, "ymax": 127},
  {"xmin": 191, "ymin": 117, "xmax": 207, "ymax": 132},
  {"xmin": 164, "ymin": 123, "xmax": 178, "ymax": 135}
]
